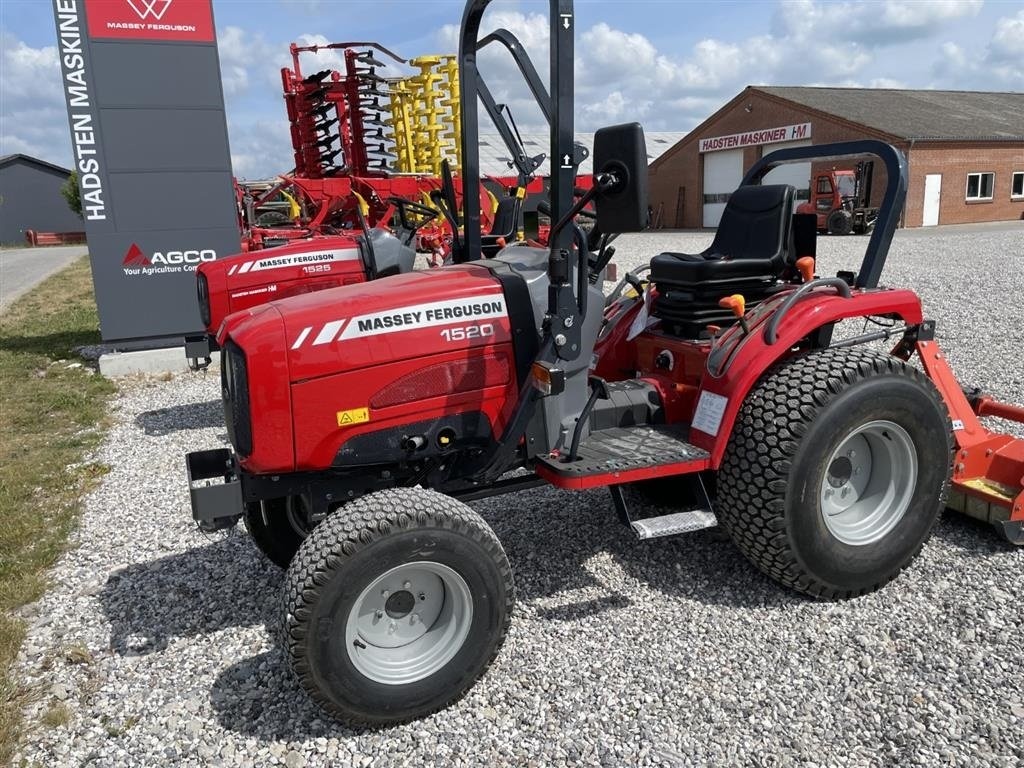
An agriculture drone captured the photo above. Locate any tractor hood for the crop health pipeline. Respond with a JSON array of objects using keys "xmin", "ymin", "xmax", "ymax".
[
  {"xmin": 200, "ymin": 234, "xmax": 364, "ymax": 290},
  {"xmin": 229, "ymin": 264, "xmax": 513, "ymax": 384}
]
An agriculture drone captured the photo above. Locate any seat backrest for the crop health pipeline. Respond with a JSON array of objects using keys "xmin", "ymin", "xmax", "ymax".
[
  {"xmin": 489, "ymin": 196, "xmax": 519, "ymax": 237},
  {"xmin": 707, "ymin": 184, "xmax": 795, "ymax": 264}
]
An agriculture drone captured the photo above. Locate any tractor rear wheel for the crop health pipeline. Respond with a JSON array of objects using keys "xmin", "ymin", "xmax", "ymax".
[
  {"xmin": 283, "ymin": 488, "xmax": 514, "ymax": 725},
  {"xmin": 716, "ymin": 348, "xmax": 952, "ymax": 599},
  {"xmin": 244, "ymin": 497, "xmax": 311, "ymax": 568},
  {"xmin": 827, "ymin": 209, "xmax": 853, "ymax": 235}
]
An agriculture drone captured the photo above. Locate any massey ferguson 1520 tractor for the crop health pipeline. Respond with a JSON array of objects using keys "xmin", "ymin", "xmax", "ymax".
[{"xmin": 186, "ymin": 0, "xmax": 1024, "ymax": 726}]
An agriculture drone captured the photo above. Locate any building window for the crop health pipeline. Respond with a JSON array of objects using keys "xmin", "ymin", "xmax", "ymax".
[
  {"xmin": 965, "ymin": 172, "xmax": 994, "ymax": 201},
  {"xmin": 1012, "ymin": 172, "xmax": 1024, "ymax": 199}
]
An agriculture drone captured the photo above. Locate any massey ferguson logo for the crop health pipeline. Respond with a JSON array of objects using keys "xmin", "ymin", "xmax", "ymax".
[
  {"xmin": 126, "ymin": 0, "xmax": 172, "ymax": 20},
  {"xmin": 84, "ymin": 0, "xmax": 214, "ymax": 42},
  {"xmin": 122, "ymin": 243, "xmax": 216, "ymax": 276}
]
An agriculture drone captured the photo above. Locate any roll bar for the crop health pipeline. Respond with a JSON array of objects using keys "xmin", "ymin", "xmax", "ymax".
[
  {"xmin": 741, "ymin": 139, "xmax": 908, "ymax": 289},
  {"xmin": 459, "ymin": 0, "xmax": 578, "ymax": 262}
]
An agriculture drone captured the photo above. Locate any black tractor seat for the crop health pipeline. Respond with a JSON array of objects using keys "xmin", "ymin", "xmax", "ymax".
[
  {"xmin": 481, "ymin": 194, "xmax": 521, "ymax": 258},
  {"xmin": 650, "ymin": 184, "xmax": 798, "ymax": 337}
]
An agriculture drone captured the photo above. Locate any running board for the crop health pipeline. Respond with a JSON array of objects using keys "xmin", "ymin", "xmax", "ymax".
[{"xmin": 631, "ymin": 509, "xmax": 718, "ymax": 539}]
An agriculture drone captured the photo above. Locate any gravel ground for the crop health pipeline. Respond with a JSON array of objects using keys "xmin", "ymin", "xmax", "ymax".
[{"xmin": 14, "ymin": 223, "xmax": 1024, "ymax": 767}]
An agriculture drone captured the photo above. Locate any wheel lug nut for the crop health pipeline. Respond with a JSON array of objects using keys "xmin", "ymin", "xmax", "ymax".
[
  {"xmin": 411, "ymin": 613, "xmax": 419, "ymax": 624},
  {"xmin": 841, "ymin": 487, "xmax": 849, "ymax": 498},
  {"xmin": 403, "ymin": 581, "xmax": 412, "ymax": 590},
  {"xmin": 848, "ymin": 450, "xmax": 856, "ymax": 458},
  {"xmin": 388, "ymin": 621, "xmax": 396, "ymax": 634},
  {"xmin": 418, "ymin": 592, "xmax": 426, "ymax": 601},
  {"xmin": 374, "ymin": 609, "xmax": 384, "ymax": 620},
  {"xmin": 381, "ymin": 589, "xmax": 390, "ymax": 598}
]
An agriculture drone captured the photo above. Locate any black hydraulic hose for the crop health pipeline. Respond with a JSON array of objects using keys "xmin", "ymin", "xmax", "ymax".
[
  {"xmin": 572, "ymin": 224, "xmax": 589, "ymax": 319},
  {"xmin": 568, "ymin": 383, "xmax": 601, "ymax": 461}
]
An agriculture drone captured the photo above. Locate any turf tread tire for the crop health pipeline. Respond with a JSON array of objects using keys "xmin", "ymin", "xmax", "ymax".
[
  {"xmin": 717, "ymin": 347, "xmax": 952, "ymax": 600},
  {"xmin": 283, "ymin": 487, "xmax": 514, "ymax": 725}
]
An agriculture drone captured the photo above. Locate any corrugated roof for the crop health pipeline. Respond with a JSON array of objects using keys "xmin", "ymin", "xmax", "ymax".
[
  {"xmin": 0, "ymin": 153, "xmax": 73, "ymax": 175},
  {"xmin": 475, "ymin": 131, "xmax": 686, "ymax": 176},
  {"xmin": 755, "ymin": 87, "xmax": 1024, "ymax": 141}
]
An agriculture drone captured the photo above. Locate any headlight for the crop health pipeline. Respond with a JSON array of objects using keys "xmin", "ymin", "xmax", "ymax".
[
  {"xmin": 197, "ymin": 272, "xmax": 211, "ymax": 327},
  {"xmin": 221, "ymin": 340, "xmax": 253, "ymax": 457}
]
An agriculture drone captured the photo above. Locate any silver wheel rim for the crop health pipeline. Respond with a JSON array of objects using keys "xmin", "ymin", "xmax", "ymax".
[
  {"xmin": 345, "ymin": 562, "xmax": 472, "ymax": 685},
  {"xmin": 819, "ymin": 420, "xmax": 917, "ymax": 546}
]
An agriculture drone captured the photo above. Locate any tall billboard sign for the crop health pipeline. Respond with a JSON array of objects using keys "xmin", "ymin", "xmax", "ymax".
[{"xmin": 53, "ymin": 0, "xmax": 240, "ymax": 341}]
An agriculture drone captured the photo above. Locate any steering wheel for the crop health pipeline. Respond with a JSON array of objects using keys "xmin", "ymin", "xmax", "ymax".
[{"xmin": 387, "ymin": 197, "xmax": 439, "ymax": 233}]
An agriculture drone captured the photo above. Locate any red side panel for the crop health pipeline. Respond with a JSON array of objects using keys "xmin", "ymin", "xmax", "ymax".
[
  {"xmin": 228, "ymin": 264, "xmax": 515, "ymax": 473},
  {"xmin": 290, "ymin": 346, "xmax": 517, "ymax": 470}
]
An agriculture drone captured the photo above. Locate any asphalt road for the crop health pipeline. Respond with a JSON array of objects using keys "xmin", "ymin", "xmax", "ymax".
[{"xmin": 0, "ymin": 245, "xmax": 88, "ymax": 314}]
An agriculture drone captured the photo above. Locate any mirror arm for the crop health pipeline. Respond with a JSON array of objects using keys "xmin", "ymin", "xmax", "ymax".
[{"xmin": 547, "ymin": 171, "xmax": 618, "ymax": 244}]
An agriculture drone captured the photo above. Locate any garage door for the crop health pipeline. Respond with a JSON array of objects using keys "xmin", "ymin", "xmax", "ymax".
[
  {"xmin": 702, "ymin": 149, "xmax": 744, "ymax": 227},
  {"xmin": 761, "ymin": 139, "xmax": 812, "ymax": 201}
]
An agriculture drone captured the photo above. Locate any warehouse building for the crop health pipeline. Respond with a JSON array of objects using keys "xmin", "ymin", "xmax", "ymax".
[
  {"xmin": 649, "ymin": 87, "xmax": 1024, "ymax": 229},
  {"xmin": 0, "ymin": 154, "xmax": 85, "ymax": 245}
]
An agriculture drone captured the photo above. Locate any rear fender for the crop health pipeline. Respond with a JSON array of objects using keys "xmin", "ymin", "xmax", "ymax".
[{"xmin": 690, "ymin": 287, "xmax": 924, "ymax": 465}]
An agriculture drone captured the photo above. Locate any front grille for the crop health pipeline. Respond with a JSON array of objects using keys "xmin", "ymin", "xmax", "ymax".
[
  {"xmin": 197, "ymin": 272, "xmax": 211, "ymax": 327},
  {"xmin": 221, "ymin": 340, "xmax": 253, "ymax": 457}
]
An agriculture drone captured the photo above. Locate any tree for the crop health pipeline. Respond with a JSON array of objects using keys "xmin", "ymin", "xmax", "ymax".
[{"xmin": 61, "ymin": 170, "xmax": 82, "ymax": 218}]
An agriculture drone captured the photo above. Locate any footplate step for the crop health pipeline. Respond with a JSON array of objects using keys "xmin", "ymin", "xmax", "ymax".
[{"xmin": 631, "ymin": 509, "xmax": 718, "ymax": 539}]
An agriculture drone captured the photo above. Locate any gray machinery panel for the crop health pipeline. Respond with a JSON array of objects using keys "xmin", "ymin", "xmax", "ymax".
[{"xmin": 52, "ymin": 0, "xmax": 240, "ymax": 342}]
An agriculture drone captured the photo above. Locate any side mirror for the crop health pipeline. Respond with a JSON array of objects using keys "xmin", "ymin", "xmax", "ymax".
[{"xmin": 593, "ymin": 123, "xmax": 648, "ymax": 234}]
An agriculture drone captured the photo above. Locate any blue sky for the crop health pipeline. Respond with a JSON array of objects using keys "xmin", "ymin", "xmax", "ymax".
[{"xmin": 2, "ymin": 0, "xmax": 1022, "ymax": 178}]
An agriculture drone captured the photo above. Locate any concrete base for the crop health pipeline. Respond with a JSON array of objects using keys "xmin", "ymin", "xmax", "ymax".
[{"xmin": 98, "ymin": 346, "xmax": 219, "ymax": 377}]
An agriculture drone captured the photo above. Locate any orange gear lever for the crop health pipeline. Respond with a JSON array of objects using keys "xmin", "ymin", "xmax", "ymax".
[
  {"xmin": 718, "ymin": 294, "xmax": 746, "ymax": 317},
  {"xmin": 796, "ymin": 256, "xmax": 815, "ymax": 283},
  {"xmin": 718, "ymin": 294, "xmax": 749, "ymax": 334}
]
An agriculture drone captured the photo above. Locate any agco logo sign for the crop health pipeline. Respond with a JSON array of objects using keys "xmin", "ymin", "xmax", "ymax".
[
  {"xmin": 122, "ymin": 242, "xmax": 215, "ymax": 277},
  {"xmin": 125, "ymin": 0, "xmax": 172, "ymax": 21}
]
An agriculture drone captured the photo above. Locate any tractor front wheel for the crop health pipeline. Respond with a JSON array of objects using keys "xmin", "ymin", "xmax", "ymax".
[
  {"xmin": 283, "ymin": 488, "xmax": 514, "ymax": 725},
  {"xmin": 716, "ymin": 348, "xmax": 952, "ymax": 599}
]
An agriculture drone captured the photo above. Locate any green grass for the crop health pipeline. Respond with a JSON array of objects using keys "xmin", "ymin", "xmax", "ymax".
[{"xmin": 0, "ymin": 257, "xmax": 115, "ymax": 765}]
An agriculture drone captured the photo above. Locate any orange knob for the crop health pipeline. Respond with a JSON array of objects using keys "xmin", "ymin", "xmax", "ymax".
[
  {"xmin": 796, "ymin": 256, "xmax": 815, "ymax": 283},
  {"xmin": 718, "ymin": 294, "xmax": 746, "ymax": 318}
]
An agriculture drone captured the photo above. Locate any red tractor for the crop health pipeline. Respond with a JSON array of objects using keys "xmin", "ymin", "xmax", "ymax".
[
  {"xmin": 186, "ymin": 0, "xmax": 1023, "ymax": 727},
  {"xmin": 798, "ymin": 161, "xmax": 878, "ymax": 235}
]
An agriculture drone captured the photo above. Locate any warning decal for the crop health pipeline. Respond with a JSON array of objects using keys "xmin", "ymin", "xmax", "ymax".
[{"xmin": 336, "ymin": 407, "xmax": 370, "ymax": 427}]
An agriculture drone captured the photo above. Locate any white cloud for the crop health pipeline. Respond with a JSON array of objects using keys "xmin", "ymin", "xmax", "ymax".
[
  {"xmin": 931, "ymin": 9, "xmax": 1024, "ymax": 89},
  {"xmin": 0, "ymin": 33, "xmax": 71, "ymax": 162},
  {"xmin": 0, "ymin": 2, "xmax": 1014, "ymax": 178},
  {"xmin": 774, "ymin": 0, "xmax": 983, "ymax": 46},
  {"xmin": 988, "ymin": 9, "xmax": 1024, "ymax": 62},
  {"xmin": 227, "ymin": 118, "xmax": 294, "ymax": 180}
]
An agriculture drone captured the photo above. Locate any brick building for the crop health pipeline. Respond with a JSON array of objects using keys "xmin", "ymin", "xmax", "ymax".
[{"xmin": 649, "ymin": 87, "xmax": 1024, "ymax": 229}]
